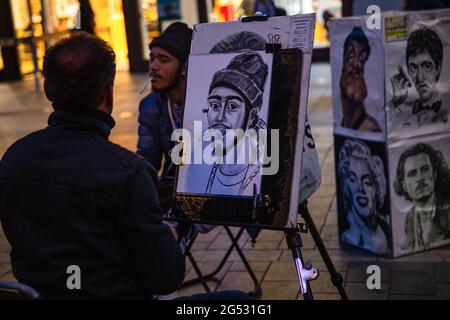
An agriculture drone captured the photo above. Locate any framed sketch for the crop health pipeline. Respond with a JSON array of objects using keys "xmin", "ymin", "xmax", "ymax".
[
  {"xmin": 334, "ymin": 135, "xmax": 391, "ymax": 255},
  {"xmin": 388, "ymin": 133, "xmax": 450, "ymax": 257},
  {"xmin": 384, "ymin": 10, "xmax": 450, "ymax": 141},
  {"xmin": 167, "ymin": 15, "xmax": 316, "ymax": 229},
  {"xmin": 173, "ymin": 49, "xmax": 304, "ymax": 229},
  {"xmin": 330, "ymin": 18, "xmax": 385, "ymax": 142},
  {"xmin": 200, "ymin": 29, "xmax": 321, "ymax": 205},
  {"xmin": 189, "ymin": 14, "xmax": 321, "ymax": 206}
]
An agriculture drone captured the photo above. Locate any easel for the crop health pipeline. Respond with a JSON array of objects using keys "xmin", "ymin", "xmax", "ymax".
[
  {"xmin": 175, "ymin": 191, "xmax": 348, "ymax": 300},
  {"xmin": 172, "ymin": 14, "xmax": 347, "ymax": 300}
]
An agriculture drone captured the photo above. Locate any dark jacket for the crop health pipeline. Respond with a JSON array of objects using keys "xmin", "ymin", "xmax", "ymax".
[
  {"xmin": 0, "ymin": 110, "xmax": 185, "ymax": 299},
  {"xmin": 403, "ymin": 193, "xmax": 450, "ymax": 251},
  {"xmin": 137, "ymin": 92, "xmax": 175, "ymax": 177}
]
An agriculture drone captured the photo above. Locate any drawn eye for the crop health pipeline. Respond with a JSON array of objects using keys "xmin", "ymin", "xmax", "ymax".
[
  {"xmin": 209, "ymin": 102, "xmax": 220, "ymax": 111},
  {"xmin": 423, "ymin": 62, "xmax": 433, "ymax": 72},
  {"xmin": 407, "ymin": 170, "xmax": 416, "ymax": 178},
  {"xmin": 409, "ymin": 64, "xmax": 418, "ymax": 73},
  {"xmin": 228, "ymin": 102, "xmax": 238, "ymax": 110}
]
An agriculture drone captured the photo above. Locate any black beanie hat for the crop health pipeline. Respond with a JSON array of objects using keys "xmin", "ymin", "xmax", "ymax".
[
  {"xmin": 209, "ymin": 52, "xmax": 269, "ymax": 111},
  {"xmin": 150, "ymin": 22, "xmax": 193, "ymax": 63}
]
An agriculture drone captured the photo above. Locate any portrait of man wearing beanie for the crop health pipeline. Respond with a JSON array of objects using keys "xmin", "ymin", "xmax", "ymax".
[
  {"xmin": 179, "ymin": 52, "xmax": 271, "ymax": 197},
  {"xmin": 205, "ymin": 52, "xmax": 269, "ymax": 195}
]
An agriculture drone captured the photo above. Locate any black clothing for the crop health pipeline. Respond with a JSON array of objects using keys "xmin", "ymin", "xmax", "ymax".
[{"xmin": 0, "ymin": 110, "xmax": 185, "ymax": 299}]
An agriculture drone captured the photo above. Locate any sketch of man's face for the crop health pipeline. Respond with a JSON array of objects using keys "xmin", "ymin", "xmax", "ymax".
[
  {"xmin": 345, "ymin": 158, "xmax": 376, "ymax": 219},
  {"xmin": 340, "ymin": 40, "xmax": 368, "ymax": 104},
  {"xmin": 207, "ymin": 86, "xmax": 247, "ymax": 134},
  {"xmin": 407, "ymin": 51, "xmax": 440, "ymax": 104},
  {"xmin": 403, "ymin": 153, "xmax": 436, "ymax": 202}
]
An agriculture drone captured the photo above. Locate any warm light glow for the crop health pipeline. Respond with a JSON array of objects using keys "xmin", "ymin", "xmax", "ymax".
[
  {"xmin": 141, "ymin": 0, "xmax": 160, "ymax": 40},
  {"xmin": 10, "ymin": 0, "xmax": 32, "ymax": 38},
  {"xmin": 44, "ymin": 0, "xmax": 80, "ymax": 32},
  {"xmin": 91, "ymin": 0, "xmax": 129, "ymax": 71},
  {"xmin": 118, "ymin": 111, "xmax": 136, "ymax": 119},
  {"xmin": 0, "ymin": 51, "xmax": 4, "ymax": 71},
  {"xmin": 140, "ymin": 0, "xmax": 160, "ymax": 60},
  {"xmin": 212, "ymin": 0, "xmax": 240, "ymax": 22},
  {"xmin": 10, "ymin": 0, "xmax": 79, "ymax": 75}
]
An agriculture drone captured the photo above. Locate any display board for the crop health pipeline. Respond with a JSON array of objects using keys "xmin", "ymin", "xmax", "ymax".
[{"xmin": 331, "ymin": 9, "xmax": 450, "ymax": 257}]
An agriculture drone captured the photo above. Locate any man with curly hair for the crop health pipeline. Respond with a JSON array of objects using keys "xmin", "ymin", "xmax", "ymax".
[
  {"xmin": 394, "ymin": 143, "xmax": 450, "ymax": 251},
  {"xmin": 338, "ymin": 139, "xmax": 390, "ymax": 254}
]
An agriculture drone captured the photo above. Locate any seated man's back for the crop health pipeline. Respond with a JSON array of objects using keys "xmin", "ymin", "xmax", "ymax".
[{"xmin": 0, "ymin": 33, "xmax": 185, "ymax": 299}]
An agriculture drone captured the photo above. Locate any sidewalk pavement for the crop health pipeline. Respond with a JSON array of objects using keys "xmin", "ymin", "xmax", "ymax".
[{"xmin": 1, "ymin": 64, "xmax": 449, "ymax": 300}]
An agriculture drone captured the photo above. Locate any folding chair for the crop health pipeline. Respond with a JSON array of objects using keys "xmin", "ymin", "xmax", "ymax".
[
  {"xmin": 181, "ymin": 225, "xmax": 262, "ymax": 297},
  {"xmin": 158, "ymin": 177, "xmax": 261, "ymax": 297}
]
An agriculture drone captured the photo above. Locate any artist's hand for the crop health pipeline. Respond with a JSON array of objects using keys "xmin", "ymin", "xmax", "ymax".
[
  {"xmin": 163, "ymin": 221, "xmax": 179, "ymax": 241},
  {"xmin": 391, "ymin": 65, "xmax": 411, "ymax": 107}
]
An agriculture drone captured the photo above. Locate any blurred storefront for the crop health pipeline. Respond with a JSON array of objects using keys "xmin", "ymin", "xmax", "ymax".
[
  {"xmin": 208, "ymin": 0, "xmax": 342, "ymax": 60},
  {"xmin": 0, "ymin": 0, "xmax": 204, "ymax": 81},
  {"xmin": 1, "ymin": 0, "xmax": 347, "ymax": 81},
  {"xmin": 90, "ymin": 0, "xmax": 129, "ymax": 70},
  {"xmin": 211, "ymin": 0, "xmax": 341, "ymax": 43},
  {"xmin": 1, "ymin": 0, "xmax": 79, "ymax": 81},
  {"xmin": 124, "ymin": 0, "xmax": 201, "ymax": 72},
  {"xmin": 0, "ymin": 0, "xmax": 136, "ymax": 81}
]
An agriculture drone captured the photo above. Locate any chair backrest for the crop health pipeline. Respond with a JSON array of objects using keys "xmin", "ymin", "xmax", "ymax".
[{"xmin": 0, "ymin": 281, "xmax": 40, "ymax": 300}]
